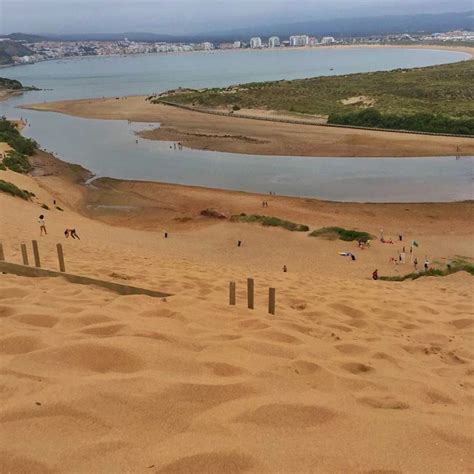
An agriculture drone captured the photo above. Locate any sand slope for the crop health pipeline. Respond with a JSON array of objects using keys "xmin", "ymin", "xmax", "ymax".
[
  {"xmin": 1, "ymin": 270, "xmax": 473, "ymax": 473},
  {"xmin": 1, "ymin": 161, "xmax": 473, "ymax": 473}
]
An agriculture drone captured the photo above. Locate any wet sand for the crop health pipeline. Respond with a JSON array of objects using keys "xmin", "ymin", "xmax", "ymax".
[{"xmin": 23, "ymin": 97, "xmax": 474, "ymax": 157}]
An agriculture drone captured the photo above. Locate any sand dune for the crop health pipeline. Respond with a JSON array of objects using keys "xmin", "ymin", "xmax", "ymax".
[
  {"xmin": 1, "ymin": 269, "xmax": 473, "ymax": 473},
  {"xmin": 1, "ymin": 157, "xmax": 473, "ymax": 472}
]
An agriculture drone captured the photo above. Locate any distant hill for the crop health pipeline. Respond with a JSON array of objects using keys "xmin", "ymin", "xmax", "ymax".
[
  {"xmin": 0, "ymin": 41, "xmax": 34, "ymax": 65},
  {"xmin": 3, "ymin": 10, "xmax": 472, "ymax": 45},
  {"xmin": 202, "ymin": 10, "xmax": 474, "ymax": 42},
  {"xmin": 44, "ymin": 32, "xmax": 179, "ymax": 43},
  {"xmin": 1, "ymin": 33, "xmax": 47, "ymax": 42}
]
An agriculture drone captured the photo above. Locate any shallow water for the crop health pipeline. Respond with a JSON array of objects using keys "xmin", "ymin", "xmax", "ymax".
[{"xmin": 1, "ymin": 48, "xmax": 472, "ymax": 202}]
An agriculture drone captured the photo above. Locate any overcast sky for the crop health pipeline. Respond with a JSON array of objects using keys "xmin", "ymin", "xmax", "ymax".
[{"xmin": 0, "ymin": 0, "xmax": 471, "ymax": 35}]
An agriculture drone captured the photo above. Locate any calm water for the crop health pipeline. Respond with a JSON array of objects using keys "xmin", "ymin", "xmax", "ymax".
[{"xmin": 1, "ymin": 48, "xmax": 472, "ymax": 202}]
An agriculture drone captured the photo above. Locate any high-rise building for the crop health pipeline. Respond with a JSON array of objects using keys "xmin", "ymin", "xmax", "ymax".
[
  {"xmin": 233, "ymin": 41, "xmax": 242, "ymax": 49},
  {"xmin": 268, "ymin": 36, "xmax": 280, "ymax": 48},
  {"xmin": 289, "ymin": 35, "xmax": 309, "ymax": 47},
  {"xmin": 250, "ymin": 37, "xmax": 262, "ymax": 49},
  {"xmin": 321, "ymin": 36, "xmax": 336, "ymax": 44}
]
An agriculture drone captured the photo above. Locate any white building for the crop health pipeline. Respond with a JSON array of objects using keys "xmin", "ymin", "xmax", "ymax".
[
  {"xmin": 289, "ymin": 35, "xmax": 309, "ymax": 47},
  {"xmin": 321, "ymin": 36, "xmax": 336, "ymax": 44},
  {"xmin": 268, "ymin": 36, "xmax": 280, "ymax": 48},
  {"xmin": 233, "ymin": 41, "xmax": 241, "ymax": 48},
  {"xmin": 202, "ymin": 42, "xmax": 214, "ymax": 50},
  {"xmin": 250, "ymin": 37, "xmax": 262, "ymax": 49}
]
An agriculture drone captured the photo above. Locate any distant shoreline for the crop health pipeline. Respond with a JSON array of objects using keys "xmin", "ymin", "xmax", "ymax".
[{"xmin": 1, "ymin": 43, "xmax": 471, "ymax": 71}]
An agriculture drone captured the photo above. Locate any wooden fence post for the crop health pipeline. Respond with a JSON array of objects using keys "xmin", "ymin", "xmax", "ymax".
[
  {"xmin": 0, "ymin": 243, "xmax": 4, "ymax": 261},
  {"xmin": 247, "ymin": 278, "xmax": 254, "ymax": 309},
  {"xmin": 20, "ymin": 244, "xmax": 29, "ymax": 265},
  {"xmin": 269, "ymin": 288, "xmax": 276, "ymax": 315},
  {"xmin": 229, "ymin": 281, "xmax": 236, "ymax": 306},
  {"xmin": 56, "ymin": 243, "xmax": 65, "ymax": 272},
  {"xmin": 32, "ymin": 240, "xmax": 41, "ymax": 268}
]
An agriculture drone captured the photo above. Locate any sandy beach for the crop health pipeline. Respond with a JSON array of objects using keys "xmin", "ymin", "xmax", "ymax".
[
  {"xmin": 1, "ymin": 145, "xmax": 474, "ymax": 471},
  {"xmin": 23, "ymin": 97, "xmax": 474, "ymax": 157}
]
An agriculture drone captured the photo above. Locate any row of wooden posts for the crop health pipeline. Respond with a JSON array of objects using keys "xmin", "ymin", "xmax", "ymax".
[
  {"xmin": 229, "ymin": 278, "xmax": 276, "ymax": 315},
  {"xmin": 0, "ymin": 241, "xmax": 66, "ymax": 273}
]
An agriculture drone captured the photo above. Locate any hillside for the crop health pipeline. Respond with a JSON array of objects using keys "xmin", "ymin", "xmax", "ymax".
[
  {"xmin": 157, "ymin": 59, "xmax": 474, "ymax": 135},
  {"xmin": 0, "ymin": 77, "xmax": 24, "ymax": 90},
  {"xmin": 0, "ymin": 40, "xmax": 34, "ymax": 65}
]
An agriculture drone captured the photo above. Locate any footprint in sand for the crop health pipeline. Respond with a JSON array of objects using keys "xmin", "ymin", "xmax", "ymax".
[
  {"xmin": 30, "ymin": 343, "xmax": 144, "ymax": 374},
  {"xmin": 335, "ymin": 344, "xmax": 367, "ymax": 355},
  {"xmin": 0, "ymin": 288, "xmax": 29, "ymax": 299},
  {"xmin": 0, "ymin": 335, "xmax": 47, "ymax": 354},
  {"xmin": 357, "ymin": 395, "xmax": 409, "ymax": 409},
  {"xmin": 235, "ymin": 403, "xmax": 336, "ymax": 427},
  {"xmin": 330, "ymin": 303, "xmax": 366, "ymax": 319},
  {"xmin": 340, "ymin": 362, "xmax": 374, "ymax": 374},
  {"xmin": 449, "ymin": 318, "xmax": 473, "ymax": 330},
  {"xmin": 80, "ymin": 324, "xmax": 127, "ymax": 336},
  {"xmin": 0, "ymin": 305, "xmax": 16, "ymax": 318},
  {"xmin": 13, "ymin": 314, "xmax": 58, "ymax": 328},
  {"xmin": 204, "ymin": 362, "xmax": 246, "ymax": 377},
  {"xmin": 155, "ymin": 452, "xmax": 255, "ymax": 474}
]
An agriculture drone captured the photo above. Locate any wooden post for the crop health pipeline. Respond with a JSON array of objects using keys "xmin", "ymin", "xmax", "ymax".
[
  {"xmin": 32, "ymin": 240, "xmax": 41, "ymax": 268},
  {"xmin": 0, "ymin": 243, "xmax": 4, "ymax": 261},
  {"xmin": 247, "ymin": 278, "xmax": 254, "ymax": 310},
  {"xmin": 269, "ymin": 288, "xmax": 276, "ymax": 315},
  {"xmin": 20, "ymin": 244, "xmax": 29, "ymax": 265},
  {"xmin": 56, "ymin": 243, "xmax": 65, "ymax": 272},
  {"xmin": 229, "ymin": 281, "xmax": 236, "ymax": 306}
]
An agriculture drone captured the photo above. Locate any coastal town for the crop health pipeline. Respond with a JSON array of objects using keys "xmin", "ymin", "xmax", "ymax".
[{"xmin": 1, "ymin": 29, "xmax": 473, "ymax": 65}]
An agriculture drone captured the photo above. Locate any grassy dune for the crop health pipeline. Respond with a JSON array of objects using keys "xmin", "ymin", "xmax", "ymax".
[{"xmin": 156, "ymin": 61, "xmax": 474, "ymax": 134}]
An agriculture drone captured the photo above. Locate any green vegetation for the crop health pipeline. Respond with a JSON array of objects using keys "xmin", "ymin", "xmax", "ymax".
[
  {"xmin": 156, "ymin": 60, "xmax": 474, "ymax": 135},
  {"xmin": 0, "ymin": 179, "xmax": 34, "ymax": 200},
  {"xmin": 0, "ymin": 77, "xmax": 24, "ymax": 90},
  {"xmin": 0, "ymin": 118, "xmax": 37, "ymax": 155},
  {"xmin": 0, "ymin": 118, "xmax": 36, "ymax": 174},
  {"xmin": 3, "ymin": 150, "xmax": 32, "ymax": 173},
  {"xmin": 309, "ymin": 227, "xmax": 373, "ymax": 242},
  {"xmin": 380, "ymin": 263, "xmax": 474, "ymax": 281},
  {"xmin": 328, "ymin": 108, "xmax": 473, "ymax": 135},
  {"xmin": 231, "ymin": 214, "xmax": 309, "ymax": 232}
]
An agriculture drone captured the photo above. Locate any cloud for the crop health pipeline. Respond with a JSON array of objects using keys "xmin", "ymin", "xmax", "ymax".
[{"xmin": 1, "ymin": 0, "xmax": 471, "ymax": 34}]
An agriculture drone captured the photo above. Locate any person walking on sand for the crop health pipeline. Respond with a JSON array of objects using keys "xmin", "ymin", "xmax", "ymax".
[
  {"xmin": 38, "ymin": 215, "xmax": 47, "ymax": 236},
  {"xmin": 414, "ymin": 257, "xmax": 418, "ymax": 270},
  {"xmin": 283, "ymin": 265, "xmax": 288, "ymax": 272},
  {"xmin": 372, "ymin": 269, "xmax": 378, "ymax": 280},
  {"xmin": 424, "ymin": 258, "xmax": 430, "ymax": 271}
]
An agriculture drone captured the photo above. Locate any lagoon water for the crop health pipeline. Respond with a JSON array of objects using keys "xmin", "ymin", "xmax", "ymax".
[{"xmin": 1, "ymin": 47, "xmax": 472, "ymax": 202}]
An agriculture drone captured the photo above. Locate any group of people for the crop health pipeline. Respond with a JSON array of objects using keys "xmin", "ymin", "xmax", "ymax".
[
  {"xmin": 373, "ymin": 232, "xmax": 431, "ymax": 279},
  {"xmin": 38, "ymin": 215, "xmax": 80, "ymax": 240}
]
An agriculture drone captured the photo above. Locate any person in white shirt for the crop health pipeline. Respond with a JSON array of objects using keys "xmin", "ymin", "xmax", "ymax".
[{"xmin": 38, "ymin": 215, "xmax": 47, "ymax": 236}]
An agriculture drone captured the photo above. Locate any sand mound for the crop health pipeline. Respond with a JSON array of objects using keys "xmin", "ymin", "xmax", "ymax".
[{"xmin": 1, "ymin": 270, "xmax": 472, "ymax": 472}]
